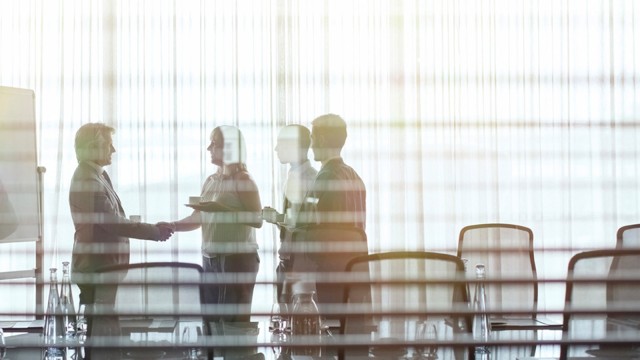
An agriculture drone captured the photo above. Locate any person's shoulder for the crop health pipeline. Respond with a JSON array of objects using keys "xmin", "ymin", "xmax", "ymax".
[
  {"xmin": 336, "ymin": 159, "xmax": 361, "ymax": 174},
  {"xmin": 69, "ymin": 163, "xmax": 103, "ymax": 194},
  {"xmin": 303, "ymin": 162, "xmax": 318, "ymax": 177},
  {"xmin": 71, "ymin": 162, "xmax": 97, "ymax": 180},
  {"xmin": 232, "ymin": 168, "xmax": 255, "ymax": 182},
  {"xmin": 321, "ymin": 158, "xmax": 350, "ymax": 174},
  {"xmin": 324, "ymin": 159, "xmax": 364, "ymax": 181},
  {"xmin": 316, "ymin": 166, "xmax": 338, "ymax": 181}
]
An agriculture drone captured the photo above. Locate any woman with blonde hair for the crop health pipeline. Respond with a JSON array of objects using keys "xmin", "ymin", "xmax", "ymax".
[{"xmin": 164, "ymin": 125, "xmax": 262, "ymax": 322}]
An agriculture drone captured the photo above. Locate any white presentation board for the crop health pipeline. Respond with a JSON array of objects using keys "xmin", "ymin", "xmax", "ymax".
[{"xmin": 0, "ymin": 86, "xmax": 40, "ymax": 244}]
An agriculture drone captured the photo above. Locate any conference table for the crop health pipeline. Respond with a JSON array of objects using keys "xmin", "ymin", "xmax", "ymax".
[{"xmin": 4, "ymin": 315, "xmax": 638, "ymax": 360}]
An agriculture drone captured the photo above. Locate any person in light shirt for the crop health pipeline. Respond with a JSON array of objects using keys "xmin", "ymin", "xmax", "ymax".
[
  {"xmin": 163, "ymin": 125, "xmax": 263, "ymax": 322},
  {"xmin": 262, "ymin": 124, "xmax": 318, "ymax": 303}
]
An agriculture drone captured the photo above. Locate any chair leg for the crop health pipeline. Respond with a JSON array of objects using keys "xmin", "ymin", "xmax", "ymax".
[{"xmin": 530, "ymin": 329, "xmax": 538, "ymax": 357}]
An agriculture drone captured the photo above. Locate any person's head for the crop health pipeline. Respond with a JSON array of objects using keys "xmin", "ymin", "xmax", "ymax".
[
  {"xmin": 310, "ymin": 114, "xmax": 347, "ymax": 162},
  {"xmin": 74, "ymin": 123, "xmax": 116, "ymax": 166},
  {"xmin": 207, "ymin": 125, "xmax": 247, "ymax": 166},
  {"xmin": 275, "ymin": 124, "xmax": 311, "ymax": 164}
]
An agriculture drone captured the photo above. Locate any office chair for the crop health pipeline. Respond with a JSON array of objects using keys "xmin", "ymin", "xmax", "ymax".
[
  {"xmin": 560, "ymin": 249, "xmax": 640, "ymax": 360},
  {"xmin": 616, "ymin": 223, "xmax": 640, "ymax": 249},
  {"xmin": 340, "ymin": 251, "xmax": 471, "ymax": 360},
  {"xmin": 289, "ymin": 224, "xmax": 369, "ymax": 311},
  {"xmin": 90, "ymin": 262, "xmax": 206, "ymax": 359},
  {"xmin": 458, "ymin": 223, "xmax": 549, "ymax": 358},
  {"xmin": 457, "ymin": 224, "xmax": 538, "ymax": 320}
]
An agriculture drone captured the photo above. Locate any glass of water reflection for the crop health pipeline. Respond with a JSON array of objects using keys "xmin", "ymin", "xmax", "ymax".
[
  {"xmin": 415, "ymin": 321, "xmax": 438, "ymax": 359},
  {"xmin": 0, "ymin": 327, "xmax": 6, "ymax": 359},
  {"xmin": 269, "ymin": 302, "xmax": 289, "ymax": 334}
]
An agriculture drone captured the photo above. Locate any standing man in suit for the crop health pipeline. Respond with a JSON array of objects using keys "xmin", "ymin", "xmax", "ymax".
[
  {"xmin": 69, "ymin": 123, "xmax": 173, "ymax": 322},
  {"xmin": 304, "ymin": 114, "xmax": 366, "ymax": 229},
  {"xmin": 292, "ymin": 114, "xmax": 368, "ymax": 303},
  {"xmin": 293, "ymin": 114, "xmax": 369, "ymax": 351},
  {"xmin": 262, "ymin": 124, "xmax": 317, "ymax": 303}
]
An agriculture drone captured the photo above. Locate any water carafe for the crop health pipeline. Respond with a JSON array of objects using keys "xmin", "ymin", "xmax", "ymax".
[
  {"xmin": 472, "ymin": 264, "xmax": 490, "ymax": 360},
  {"xmin": 60, "ymin": 261, "xmax": 77, "ymax": 359},
  {"xmin": 290, "ymin": 281, "xmax": 321, "ymax": 357},
  {"xmin": 43, "ymin": 268, "xmax": 66, "ymax": 360},
  {"xmin": 60, "ymin": 261, "xmax": 77, "ymax": 338}
]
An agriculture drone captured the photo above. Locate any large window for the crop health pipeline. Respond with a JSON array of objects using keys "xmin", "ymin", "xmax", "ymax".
[{"xmin": 0, "ymin": 0, "xmax": 638, "ymax": 318}]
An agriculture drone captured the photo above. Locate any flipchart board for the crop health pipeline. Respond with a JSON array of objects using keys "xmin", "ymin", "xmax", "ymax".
[
  {"xmin": 0, "ymin": 86, "xmax": 42, "ymax": 319},
  {"xmin": 0, "ymin": 86, "xmax": 40, "ymax": 244}
]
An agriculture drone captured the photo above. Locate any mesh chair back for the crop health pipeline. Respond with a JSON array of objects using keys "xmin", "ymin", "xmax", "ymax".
[
  {"xmin": 341, "ymin": 252, "xmax": 470, "ymax": 335},
  {"xmin": 561, "ymin": 249, "xmax": 640, "ymax": 360},
  {"xmin": 290, "ymin": 225, "xmax": 368, "ymax": 308},
  {"xmin": 616, "ymin": 224, "xmax": 640, "ymax": 249},
  {"xmin": 91, "ymin": 262, "xmax": 204, "ymax": 335},
  {"xmin": 457, "ymin": 223, "xmax": 537, "ymax": 318}
]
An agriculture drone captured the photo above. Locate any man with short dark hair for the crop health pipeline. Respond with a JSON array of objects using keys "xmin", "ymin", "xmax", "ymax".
[
  {"xmin": 304, "ymin": 113, "xmax": 366, "ymax": 229},
  {"xmin": 292, "ymin": 114, "xmax": 368, "ymax": 306}
]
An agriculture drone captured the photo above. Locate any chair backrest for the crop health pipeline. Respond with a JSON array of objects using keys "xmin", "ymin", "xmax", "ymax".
[
  {"xmin": 290, "ymin": 224, "xmax": 368, "ymax": 308},
  {"xmin": 457, "ymin": 223, "xmax": 537, "ymax": 318},
  {"xmin": 616, "ymin": 224, "xmax": 640, "ymax": 249},
  {"xmin": 341, "ymin": 251, "xmax": 470, "ymax": 337},
  {"xmin": 91, "ymin": 262, "xmax": 205, "ymax": 337},
  {"xmin": 561, "ymin": 249, "xmax": 640, "ymax": 360}
]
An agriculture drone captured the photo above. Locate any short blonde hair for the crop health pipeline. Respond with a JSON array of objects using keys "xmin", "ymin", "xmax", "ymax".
[
  {"xmin": 311, "ymin": 114, "xmax": 347, "ymax": 149},
  {"xmin": 74, "ymin": 123, "xmax": 115, "ymax": 162}
]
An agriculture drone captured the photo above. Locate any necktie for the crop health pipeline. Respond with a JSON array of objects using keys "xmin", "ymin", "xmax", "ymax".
[{"xmin": 102, "ymin": 171, "xmax": 124, "ymax": 214}]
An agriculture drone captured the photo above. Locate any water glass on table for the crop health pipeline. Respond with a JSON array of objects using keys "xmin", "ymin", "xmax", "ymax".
[
  {"xmin": 182, "ymin": 325, "xmax": 203, "ymax": 360},
  {"xmin": 269, "ymin": 302, "xmax": 290, "ymax": 334},
  {"xmin": 415, "ymin": 320, "xmax": 438, "ymax": 359},
  {"xmin": 0, "ymin": 327, "xmax": 6, "ymax": 359}
]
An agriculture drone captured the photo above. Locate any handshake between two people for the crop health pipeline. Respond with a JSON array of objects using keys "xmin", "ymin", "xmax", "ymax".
[
  {"xmin": 154, "ymin": 222, "xmax": 176, "ymax": 242},
  {"xmin": 127, "ymin": 215, "xmax": 175, "ymax": 242}
]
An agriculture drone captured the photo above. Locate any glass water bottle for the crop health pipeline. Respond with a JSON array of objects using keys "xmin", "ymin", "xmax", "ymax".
[
  {"xmin": 290, "ymin": 282, "xmax": 321, "ymax": 357},
  {"xmin": 60, "ymin": 261, "xmax": 77, "ymax": 360},
  {"xmin": 457, "ymin": 257, "xmax": 471, "ymax": 332},
  {"xmin": 60, "ymin": 262, "xmax": 77, "ymax": 338},
  {"xmin": 44, "ymin": 268, "xmax": 66, "ymax": 360},
  {"xmin": 472, "ymin": 264, "xmax": 490, "ymax": 360}
]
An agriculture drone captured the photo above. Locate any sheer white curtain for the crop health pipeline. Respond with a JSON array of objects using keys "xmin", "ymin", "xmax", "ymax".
[{"xmin": 0, "ymin": 0, "xmax": 638, "ymax": 317}]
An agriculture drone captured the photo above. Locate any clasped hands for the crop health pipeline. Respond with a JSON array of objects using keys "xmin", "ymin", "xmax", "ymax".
[{"xmin": 154, "ymin": 222, "xmax": 175, "ymax": 242}]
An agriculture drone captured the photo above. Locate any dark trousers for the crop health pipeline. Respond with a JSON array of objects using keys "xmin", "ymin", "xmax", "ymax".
[
  {"xmin": 202, "ymin": 252, "xmax": 260, "ymax": 322},
  {"xmin": 77, "ymin": 284, "xmax": 123, "ymax": 360},
  {"xmin": 276, "ymin": 258, "xmax": 292, "ymax": 303}
]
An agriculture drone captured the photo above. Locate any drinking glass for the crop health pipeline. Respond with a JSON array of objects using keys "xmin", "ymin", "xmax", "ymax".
[
  {"xmin": 0, "ymin": 327, "xmax": 6, "ymax": 359},
  {"xmin": 182, "ymin": 325, "xmax": 202, "ymax": 360},
  {"xmin": 269, "ymin": 302, "xmax": 289, "ymax": 334},
  {"xmin": 415, "ymin": 321, "xmax": 438, "ymax": 359},
  {"xmin": 270, "ymin": 330, "xmax": 290, "ymax": 359}
]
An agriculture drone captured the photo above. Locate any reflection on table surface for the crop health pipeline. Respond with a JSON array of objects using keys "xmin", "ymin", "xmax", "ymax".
[{"xmin": 3, "ymin": 317, "xmax": 640, "ymax": 360}]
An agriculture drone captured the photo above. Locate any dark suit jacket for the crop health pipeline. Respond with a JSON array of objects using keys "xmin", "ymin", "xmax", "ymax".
[
  {"xmin": 69, "ymin": 161, "xmax": 159, "ymax": 284},
  {"xmin": 291, "ymin": 157, "xmax": 368, "ymax": 306},
  {"xmin": 304, "ymin": 157, "xmax": 366, "ymax": 229}
]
